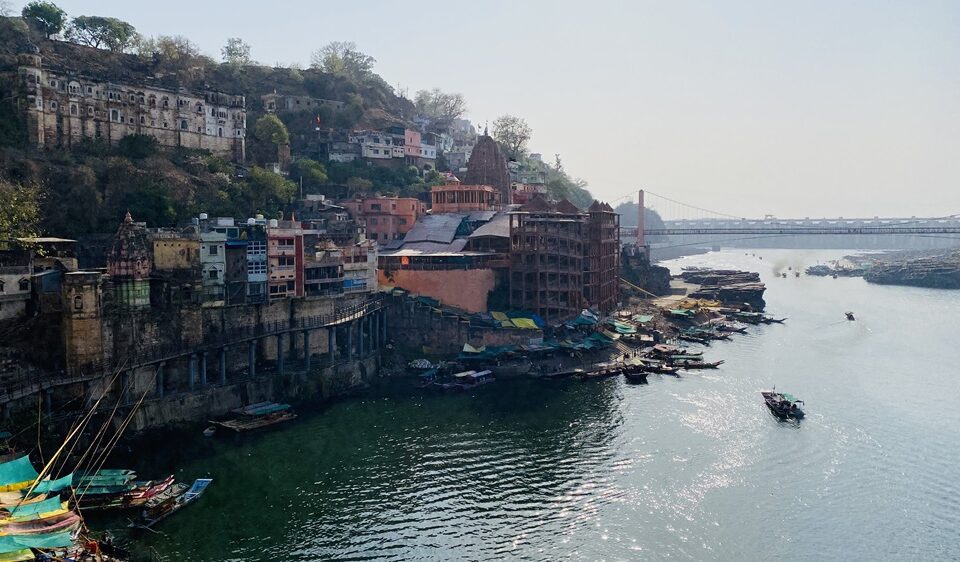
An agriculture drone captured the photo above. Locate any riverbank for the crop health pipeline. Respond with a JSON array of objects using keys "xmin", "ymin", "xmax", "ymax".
[{"xmin": 805, "ymin": 247, "xmax": 960, "ymax": 289}]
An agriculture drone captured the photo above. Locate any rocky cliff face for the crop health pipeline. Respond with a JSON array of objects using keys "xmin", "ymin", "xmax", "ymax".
[
  {"xmin": 621, "ymin": 250, "xmax": 671, "ymax": 296},
  {"xmin": 863, "ymin": 250, "xmax": 960, "ymax": 289}
]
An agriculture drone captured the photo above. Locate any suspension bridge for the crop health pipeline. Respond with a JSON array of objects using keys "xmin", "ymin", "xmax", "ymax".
[{"xmin": 613, "ymin": 190, "xmax": 960, "ymax": 245}]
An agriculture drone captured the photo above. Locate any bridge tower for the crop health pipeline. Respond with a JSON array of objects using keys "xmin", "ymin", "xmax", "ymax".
[{"xmin": 637, "ymin": 189, "xmax": 648, "ymax": 257}]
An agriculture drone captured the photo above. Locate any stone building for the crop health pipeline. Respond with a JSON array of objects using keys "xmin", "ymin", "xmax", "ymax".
[
  {"xmin": 463, "ymin": 134, "xmax": 512, "ymax": 206},
  {"xmin": 17, "ymin": 50, "xmax": 246, "ymax": 161},
  {"xmin": 107, "ymin": 212, "xmax": 152, "ymax": 308},
  {"xmin": 261, "ymin": 93, "xmax": 345, "ymax": 113},
  {"xmin": 0, "ymin": 250, "xmax": 32, "ymax": 322}
]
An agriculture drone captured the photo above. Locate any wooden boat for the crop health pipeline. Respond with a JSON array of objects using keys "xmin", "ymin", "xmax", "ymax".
[
  {"xmin": 212, "ymin": 403, "xmax": 297, "ymax": 432},
  {"xmin": 130, "ymin": 478, "xmax": 212, "ymax": 530},
  {"xmin": 623, "ymin": 371, "xmax": 649, "ymax": 383},
  {"xmin": 761, "ymin": 391, "xmax": 805, "ymax": 419},
  {"xmin": 437, "ymin": 370, "xmax": 496, "ymax": 391},
  {"xmin": 679, "ymin": 334, "xmax": 710, "ymax": 345},
  {"xmin": 1, "ymin": 512, "xmax": 81, "ymax": 534},
  {"xmin": 677, "ymin": 360, "xmax": 724, "ymax": 370}
]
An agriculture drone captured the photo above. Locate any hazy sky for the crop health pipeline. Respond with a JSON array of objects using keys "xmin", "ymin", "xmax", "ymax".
[{"xmin": 30, "ymin": 1, "xmax": 960, "ymax": 219}]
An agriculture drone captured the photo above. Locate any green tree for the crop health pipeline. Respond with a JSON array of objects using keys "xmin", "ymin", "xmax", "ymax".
[
  {"xmin": 221, "ymin": 37, "xmax": 252, "ymax": 66},
  {"xmin": 67, "ymin": 15, "xmax": 136, "ymax": 51},
  {"xmin": 345, "ymin": 176, "xmax": 373, "ymax": 194},
  {"xmin": 0, "ymin": 179, "xmax": 41, "ymax": 244},
  {"xmin": 310, "ymin": 41, "xmax": 376, "ymax": 82},
  {"xmin": 414, "ymin": 88, "xmax": 466, "ymax": 128},
  {"xmin": 492, "ymin": 115, "xmax": 532, "ymax": 158},
  {"xmin": 288, "ymin": 159, "xmax": 328, "ymax": 193},
  {"xmin": 21, "ymin": 1, "xmax": 66, "ymax": 38},
  {"xmin": 242, "ymin": 167, "xmax": 296, "ymax": 214},
  {"xmin": 254, "ymin": 114, "xmax": 290, "ymax": 147}
]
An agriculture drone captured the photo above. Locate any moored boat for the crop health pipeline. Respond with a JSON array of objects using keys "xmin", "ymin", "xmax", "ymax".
[
  {"xmin": 212, "ymin": 403, "xmax": 297, "ymax": 432},
  {"xmin": 129, "ymin": 478, "xmax": 212, "ymax": 530}
]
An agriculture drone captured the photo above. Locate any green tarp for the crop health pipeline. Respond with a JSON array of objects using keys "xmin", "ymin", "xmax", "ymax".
[
  {"xmin": 669, "ymin": 309, "xmax": 694, "ymax": 317},
  {"xmin": 632, "ymin": 314, "xmax": 654, "ymax": 323},
  {"xmin": 0, "ymin": 457, "xmax": 37, "ymax": 490},
  {"xmin": 30, "ymin": 473, "xmax": 73, "ymax": 494},
  {"xmin": 0, "ymin": 530, "xmax": 74, "ymax": 554},
  {"xmin": 608, "ymin": 320, "xmax": 637, "ymax": 334},
  {"xmin": 4, "ymin": 495, "xmax": 62, "ymax": 518}
]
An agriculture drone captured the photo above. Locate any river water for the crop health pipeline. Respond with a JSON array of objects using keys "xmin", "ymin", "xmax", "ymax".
[{"xmin": 136, "ymin": 249, "xmax": 960, "ymax": 561}]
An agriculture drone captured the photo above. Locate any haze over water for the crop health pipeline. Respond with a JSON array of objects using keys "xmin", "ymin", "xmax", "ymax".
[{"xmin": 137, "ymin": 250, "xmax": 960, "ymax": 561}]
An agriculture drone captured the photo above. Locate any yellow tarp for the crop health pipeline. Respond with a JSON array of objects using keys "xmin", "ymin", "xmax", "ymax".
[
  {"xmin": 462, "ymin": 343, "xmax": 486, "ymax": 353},
  {"xmin": 491, "ymin": 311, "xmax": 509, "ymax": 321},
  {"xmin": 0, "ymin": 549, "xmax": 34, "ymax": 562},
  {"xmin": 511, "ymin": 318, "xmax": 539, "ymax": 329},
  {"xmin": 0, "ymin": 481, "xmax": 32, "ymax": 494}
]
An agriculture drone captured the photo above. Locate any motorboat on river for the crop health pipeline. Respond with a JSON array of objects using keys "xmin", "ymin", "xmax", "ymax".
[{"xmin": 761, "ymin": 391, "xmax": 805, "ymax": 419}]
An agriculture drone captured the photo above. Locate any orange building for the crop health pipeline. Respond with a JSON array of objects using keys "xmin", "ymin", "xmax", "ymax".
[
  {"xmin": 341, "ymin": 196, "xmax": 426, "ymax": 245},
  {"xmin": 430, "ymin": 181, "xmax": 501, "ymax": 214}
]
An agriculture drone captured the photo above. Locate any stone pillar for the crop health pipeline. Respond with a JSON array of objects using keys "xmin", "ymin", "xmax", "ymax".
[
  {"xmin": 200, "ymin": 352, "xmax": 208, "ymax": 387},
  {"xmin": 347, "ymin": 322, "xmax": 354, "ymax": 361},
  {"xmin": 359, "ymin": 317, "xmax": 366, "ymax": 356},
  {"xmin": 328, "ymin": 326, "xmax": 337, "ymax": 366},
  {"xmin": 277, "ymin": 333, "xmax": 285, "ymax": 376},
  {"xmin": 382, "ymin": 309, "xmax": 388, "ymax": 344},
  {"xmin": 303, "ymin": 330, "xmax": 311, "ymax": 371},
  {"xmin": 43, "ymin": 389, "xmax": 52, "ymax": 415},
  {"xmin": 120, "ymin": 371, "xmax": 130, "ymax": 405},
  {"xmin": 249, "ymin": 341, "xmax": 257, "ymax": 378},
  {"xmin": 188, "ymin": 355, "xmax": 197, "ymax": 390},
  {"xmin": 372, "ymin": 313, "xmax": 378, "ymax": 350},
  {"xmin": 219, "ymin": 348, "xmax": 227, "ymax": 386},
  {"xmin": 155, "ymin": 363, "xmax": 165, "ymax": 399}
]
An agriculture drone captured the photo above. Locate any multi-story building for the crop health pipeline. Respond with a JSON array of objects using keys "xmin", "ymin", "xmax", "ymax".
[
  {"xmin": 17, "ymin": 51, "xmax": 246, "ymax": 161},
  {"xmin": 508, "ymin": 198, "xmax": 586, "ymax": 324},
  {"xmin": 304, "ymin": 242, "xmax": 344, "ymax": 298},
  {"xmin": 584, "ymin": 201, "xmax": 621, "ymax": 314},
  {"xmin": 510, "ymin": 181, "xmax": 549, "ymax": 205},
  {"xmin": 342, "ymin": 240, "xmax": 378, "ymax": 294},
  {"xmin": 341, "ymin": 196, "xmax": 426, "ymax": 245},
  {"xmin": 0, "ymin": 249, "xmax": 32, "ymax": 322},
  {"xmin": 267, "ymin": 220, "xmax": 304, "ymax": 299},
  {"xmin": 244, "ymin": 227, "xmax": 268, "ymax": 303},
  {"xmin": 151, "ymin": 228, "xmax": 202, "ymax": 306},
  {"xmin": 200, "ymin": 230, "xmax": 226, "ymax": 305}
]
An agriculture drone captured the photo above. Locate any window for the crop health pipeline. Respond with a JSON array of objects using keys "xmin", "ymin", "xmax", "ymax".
[
  {"xmin": 70, "ymin": 104, "xmax": 78, "ymax": 116},
  {"xmin": 209, "ymin": 245, "xmax": 219, "ymax": 255},
  {"xmin": 88, "ymin": 107, "xmax": 94, "ymax": 117},
  {"xmin": 218, "ymin": 127, "xmax": 223, "ymax": 137},
  {"xmin": 130, "ymin": 94, "xmax": 136, "ymax": 102},
  {"xmin": 0, "ymin": 280, "xmax": 4, "ymax": 292},
  {"xmin": 369, "ymin": 218, "xmax": 378, "ymax": 225},
  {"xmin": 399, "ymin": 218, "xmax": 407, "ymax": 225},
  {"xmin": 74, "ymin": 295, "xmax": 83, "ymax": 310},
  {"xmin": 140, "ymin": 116, "xmax": 145, "ymax": 124},
  {"xmin": 278, "ymin": 239, "xmax": 294, "ymax": 247},
  {"xmin": 180, "ymin": 120, "xmax": 188, "ymax": 130},
  {"xmin": 111, "ymin": 109, "xmax": 119, "ymax": 121},
  {"xmin": 50, "ymin": 101, "xmax": 58, "ymax": 110},
  {"xmin": 18, "ymin": 279, "xmax": 29, "ymax": 291},
  {"xmin": 208, "ymin": 269, "xmax": 219, "ymax": 280}
]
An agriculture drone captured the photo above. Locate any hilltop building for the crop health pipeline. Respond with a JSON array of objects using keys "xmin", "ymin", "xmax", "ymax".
[
  {"xmin": 16, "ymin": 50, "xmax": 247, "ymax": 161},
  {"xmin": 341, "ymin": 196, "xmax": 427, "ymax": 246}
]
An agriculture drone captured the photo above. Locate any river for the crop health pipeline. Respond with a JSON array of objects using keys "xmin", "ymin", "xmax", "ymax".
[{"xmin": 133, "ymin": 249, "xmax": 960, "ymax": 561}]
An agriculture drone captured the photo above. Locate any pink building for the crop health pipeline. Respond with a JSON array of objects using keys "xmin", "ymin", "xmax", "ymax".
[{"xmin": 403, "ymin": 129, "xmax": 421, "ymax": 162}]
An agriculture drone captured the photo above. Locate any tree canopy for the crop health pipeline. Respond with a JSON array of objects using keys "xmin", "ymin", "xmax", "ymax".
[
  {"xmin": 288, "ymin": 159, "xmax": 328, "ymax": 193},
  {"xmin": 492, "ymin": 115, "xmax": 532, "ymax": 158},
  {"xmin": 221, "ymin": 37, "xmax": 252, "ymax": 66},
  {"xmin": 0, "ymin": 180, "xmax": 41, "ymax": 244},
  {"xmin": 414, "ymin": 88, "xmax": 466, "ymax": 128},
  {"xmin": 21, "ymin": 1, "xmax": 66, "ymax": 38},
  {"xmin": 67, "ymin": 15, "xmax": 136, "ymax": 51},
  {"xmin": 310, "ymin": 41, "xmax": 376, "ymax": 83},
  {"xmin": 254, "ymin": 114, "xmax": 290, "ymax": 147}
]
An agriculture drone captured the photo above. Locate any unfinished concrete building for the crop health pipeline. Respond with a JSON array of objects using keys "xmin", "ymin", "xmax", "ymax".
[
  {"xmin": 508, "ymin": 197, "xmax": 585, "ymax": 324},
  {"xmin": 584, "ymin": 201, "xmax": 621, "ymax": 314}
]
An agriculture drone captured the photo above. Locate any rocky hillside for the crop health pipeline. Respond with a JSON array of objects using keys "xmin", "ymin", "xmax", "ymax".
[{"xmin": 863, "ymin": 250, "xmax": 960, "ymax": 289}]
